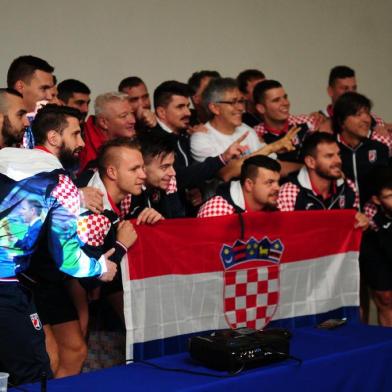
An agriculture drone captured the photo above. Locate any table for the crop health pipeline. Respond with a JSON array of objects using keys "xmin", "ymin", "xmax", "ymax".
[{"xmin": 14, "ymin": 323, "xmax": 392, "ymax": 392}]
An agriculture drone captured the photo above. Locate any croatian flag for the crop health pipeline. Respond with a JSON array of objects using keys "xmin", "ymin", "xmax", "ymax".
[{"xmin": 122, "ymin": 210, "xmax": 361, "ymax": 360}]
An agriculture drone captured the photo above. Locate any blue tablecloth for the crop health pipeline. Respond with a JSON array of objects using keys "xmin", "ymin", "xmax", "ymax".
[{"xmin": 14, "ymin": 324, "xmax": 392, "ymax": 392}]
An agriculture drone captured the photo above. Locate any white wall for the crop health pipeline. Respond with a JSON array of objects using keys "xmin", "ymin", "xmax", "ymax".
[{"xmin": 1, "ymin": 0, "xmax": 391, "ymax": 119}]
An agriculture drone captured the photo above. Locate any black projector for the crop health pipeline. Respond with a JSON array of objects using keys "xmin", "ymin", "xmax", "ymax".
[{"xmin": 189, "ymin": 328, "xmax": 291, "ymax": 372}]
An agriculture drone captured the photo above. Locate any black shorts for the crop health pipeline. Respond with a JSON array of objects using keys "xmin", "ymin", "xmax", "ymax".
[
  {"xmin": 33, "ymin": 280, "xmax": 78, "ymax": 326},
  {"xmin": 0, "ymin": 282, "xmax": 52, "ymax": 386},
  {"xmin": 360, "ymin": 233, "xmax": 392, "ymax": 291}
]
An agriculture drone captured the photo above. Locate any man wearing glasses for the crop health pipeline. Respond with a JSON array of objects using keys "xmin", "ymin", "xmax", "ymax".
[{"xmin": 190, "ymin": 77, "xmax": 264, "ymax": 163}]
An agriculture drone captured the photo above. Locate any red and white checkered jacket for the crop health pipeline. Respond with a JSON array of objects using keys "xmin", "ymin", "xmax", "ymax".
[
  {"xmin": 198, "ymin": 181, "xmax": 245, "ymax": 218},
  {"xmin": 254, "ymin": 114, "xmax": 317, "ymax": 140},
  {"xmin": 363, "ymin": 202, "xmax": 379, "ymax": 231},
  {"xmin": 278, "ymin": 167, "xmax": 359, "ymax": 211},
  {"xmin": 78, "ymin": 171, "xmax": 128, "ymax": 257}
]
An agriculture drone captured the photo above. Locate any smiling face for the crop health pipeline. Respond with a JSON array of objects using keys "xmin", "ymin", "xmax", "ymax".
[
  {"xmin": 144, "ymin": 152, "xmax": 176, "ymax": 191},
  {"xmin": 255, "ymin": 87, "xmax": 290, "ymax": 127},
  {"xmin": 341, "ymin": 106, "xmax": 371, "ymax": 142},
  {"xmin": 305, "ymin": 141, "xmax": 343, "ymax": 180},
  {"xmin": 209, "ymin": 88, "xmax": 245, "ymax": 129},
  {"xmin": 114, "ymin": 147, "xmax": 147, "ymax": 196},
  {"xmin": 18, "ymin": 70, "xmax": 54, "ymax": 112},
  {"xmin": 98, "ymin": 99, "xmax": 136, "ymax": 139}
]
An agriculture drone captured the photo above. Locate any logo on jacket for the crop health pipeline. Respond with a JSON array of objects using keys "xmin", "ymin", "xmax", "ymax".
[
  {"xmin": 339, "ymin": 195, "xmax": 346, "ymax": 209},
  {"xmin": 30, "ymin": 313, "xmax": 42, "ymax": 330},
  {"xmin": 368, "ymin": 150, "xmax": 377, "ymax": 163},
  {"xmin": 220, "ymin": 237, "xmax": 284, "ymax": 330}
]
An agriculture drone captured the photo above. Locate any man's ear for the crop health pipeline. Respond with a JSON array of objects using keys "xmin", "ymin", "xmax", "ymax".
[
  {"xmin": 255, "ymin": 103, "xmax": 266, "ymax": 116},
  {"xmin": 106, "ymin": 165, "xmax": 117, "ymax": 181},
  {"xmin": 46, "ymin": 130, "xmax": 60, "ymax": 147},
  {"xmin": 208, "ymin": 102, "xmax": 220, "ymax": 116},
  {"xmin": 0, "ymin": 113, "xmax": 4, "ymax": 133},
  {"xmin": 14, "ymin": 80, "xmax": 25, "ymax": 94},
  {"xmin": 243, "ymin": 177, "xmax": 254, "ymax": 193},
  {"xmin": 371, "ymin": 195, "xmax": 381, "ymax": 206},
  {"xmin": 304, "ymin": 155, "xmax": 316, "ymax": 170},
  {"xmin": 96, "ymin": 115, "xmax": 108, "ymax": 131},
  {"xmin": 155, "ymin": 106, "xmax": 166, "ymax": 121}
]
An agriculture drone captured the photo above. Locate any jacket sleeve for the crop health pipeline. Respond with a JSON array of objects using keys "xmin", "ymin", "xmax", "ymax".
[
  {"xmin": 47, "ymin": 174, "xmax": 106, "ymax": 278},
  {"xmin": 175, "ymin": 156, "xmax": 225, "ymax": 190}
]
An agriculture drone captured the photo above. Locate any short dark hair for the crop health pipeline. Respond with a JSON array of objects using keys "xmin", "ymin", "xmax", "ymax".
[
  {"xmin": 118, "ymin": 76, "xmax": 145, "ymax": 93},
  {"xmin": 368, "ymin": 166, "xmax": 392, "ymax": 197},
  {"xmin": 57, "ymin": 79, "xmax": 91, "ymax": 103},
  {"xmin": 237, "ymin": 69, "xmax": 266, "ymax": 94},
  {"xmin": 153, "ymin": 81, "xmax": 191, "ymax": 110},
  {"xmin": 332, "ymin": 92, "xmax": 372, "ymax": 134},
  {"xmin": 31, "ymin": 104, "xmax": 82, "ymax": 146},
  {"xmin": 138, "ymin": 131, "xmax": 176, "ymax": 164},
  {"xmin": 187, "ymin": 70, "xmax": 221, "ymax": 95},
  {"xmin": 253, "ymin": 80, "xmax": 282, "ymax": 104},
  {"xmin": 7, "ymin": 55, "xmax": 54, "ymax": 88},
  {"xmin": 97, "ymin": 136, "xmax": 140, "ymax": 178},
  {"xmin": 301, "ymin": 132, "xmax": 338, "ymax": 159},
  {"xmin": 328, "ymin": 66, "xmax": 355, "ymax": 87},
  {"xmin": 26, "ymin": 198, "xmax": 43, "ymax": 215},
  {"xmin": 240, "ymin": 155, "xmax": 281, "ymax": 185},
  {"xmin": 0, "ymin": 88, "xmax": 24, "ymax": 113}
]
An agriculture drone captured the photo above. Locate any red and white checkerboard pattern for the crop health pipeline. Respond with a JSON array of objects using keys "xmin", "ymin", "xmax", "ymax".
[
  {"xmin": 77, "ymin": 214, "xmax": 111, "ymax": 246},
  {"xmin": 51, "ymin": 174, "xmax": 80, "ymax": 216},
  {"xmin": 364, "ymin": 202, "xmax": 378, "ymax": 231},
  {"xmin": 371, "ymin": 131, "xmax": 392, "ymax": 157},
  {"xmin": 166, "ymin": 176, "xmax": 177, "ymax": 194},
  {"xmin": 277, "ymin": 183, "xmax": 300, "ymax": 212},
  {"xmin": 254, "ymin": 114, "xmax": 316, "ymax": 140},
  {"xmin": 223, "ymin": 265, "xmax": 279, "ymax": 330},
  {"xmin": 197, "ymin": 196, "xmax": 235, "ymax": 218},
  {"xmin": 346, "ymin": 178, "xmax": 360, "ymax": 209},
  {"xmin": 119, "ymin": 194, "xmax": 132, "ymax": 219}
]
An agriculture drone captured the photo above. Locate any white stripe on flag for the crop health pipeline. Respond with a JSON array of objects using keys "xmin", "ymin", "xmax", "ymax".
[{"xmin": 123, "ymin": 251, "xmax": 359, "ymax": 357}]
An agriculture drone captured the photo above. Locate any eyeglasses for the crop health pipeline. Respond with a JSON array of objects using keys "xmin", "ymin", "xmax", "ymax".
[{"xmin": 216, "ymin": 99, "xmax": 246, "ymax": 107}]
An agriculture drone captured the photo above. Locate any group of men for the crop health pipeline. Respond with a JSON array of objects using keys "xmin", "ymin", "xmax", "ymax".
[{"xmin": 0, "ymin": 54, "xmax": 391, "ymax": 387}]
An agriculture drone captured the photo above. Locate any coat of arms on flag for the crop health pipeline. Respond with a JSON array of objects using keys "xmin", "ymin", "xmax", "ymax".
[{"xmin": 220, "ymin": 237, "xmax": 284, "ymax": 330}]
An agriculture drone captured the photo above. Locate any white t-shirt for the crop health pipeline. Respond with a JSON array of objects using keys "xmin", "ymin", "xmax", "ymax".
[{"xmin": 190, "ymin": 122, "xmax": 267, "ymax": 162}]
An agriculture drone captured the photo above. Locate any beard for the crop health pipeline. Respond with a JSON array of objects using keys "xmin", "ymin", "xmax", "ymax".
[
  {"xmin": 58, "ymin": 143, "xmax": 82, "ymax": 170},
  {"xmin": 1, "ymin": 116, "xmax": 24, "ymax": 146},
  {"xmin": 315, "ymin": 165, "xmax": 342, "ymax": 181}
]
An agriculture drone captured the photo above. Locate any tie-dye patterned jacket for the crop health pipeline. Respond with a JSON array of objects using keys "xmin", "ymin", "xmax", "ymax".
[{"xmin": 0, "ymin": 148, "xmax": 107, "ymax": 279}]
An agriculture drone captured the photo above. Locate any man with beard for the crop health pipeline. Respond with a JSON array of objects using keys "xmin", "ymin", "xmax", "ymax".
[
  {"xmin": 198, "ymin": 155, "xmax": 281, "ymax": 217},
  {"xmin": 0, "ymin": 88, "xmax": 29, "ymax": 148},
  {"xmin": 278, "ymin": 132, "xmax": 368, "ymax": 229},
  {"xmin": 0, "ymin": 104, "xmax": 117, "ymax": 386}
]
